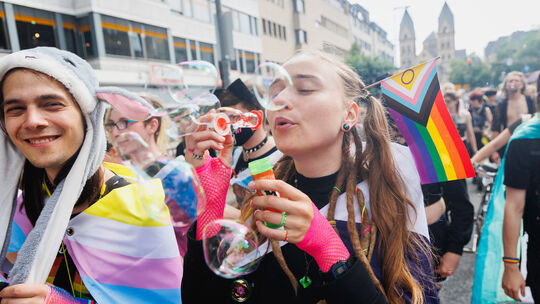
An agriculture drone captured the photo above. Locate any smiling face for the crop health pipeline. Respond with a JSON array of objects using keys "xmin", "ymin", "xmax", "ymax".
[
  {"xmin": 2, "ymin": 69, "xmax": 85, "ymax": 180},
  {"xmin": 266, "ymin": 54, "xmax": 356, "ymax": 159}
]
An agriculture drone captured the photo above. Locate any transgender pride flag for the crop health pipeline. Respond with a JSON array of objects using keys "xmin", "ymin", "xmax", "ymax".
[{"xmin": 381, "ymin": 58, "xmax": 475, "ymax": 184}]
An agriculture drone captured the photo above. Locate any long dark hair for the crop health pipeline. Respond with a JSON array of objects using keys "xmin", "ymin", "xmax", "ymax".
[{"xmin": 21, "ymin": 152, "xmax": 102, "ymax": 226}]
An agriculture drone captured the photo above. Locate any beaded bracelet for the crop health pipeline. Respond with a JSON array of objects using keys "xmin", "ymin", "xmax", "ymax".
[
  {"xmin": 502, "ymin": 256, "xmax": 520, "ymax": 264},
  {"xmin": 192, "ymin": 153, "xmax": 204, "ymax": 160}
]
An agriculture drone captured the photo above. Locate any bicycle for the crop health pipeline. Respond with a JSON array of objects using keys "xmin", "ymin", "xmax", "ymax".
[{"xmin": 465, "ymin": 162, "xmax": 498, "ymax": 253}]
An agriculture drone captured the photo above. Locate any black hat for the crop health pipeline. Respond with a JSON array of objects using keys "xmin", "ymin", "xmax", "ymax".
[
  {"xmin": 483, "ymin": 88, "xmax": 497, "ymax": 96},
  {"xmin": 215, "ymin": 79, "xmax": 261, "ymax": 110}
]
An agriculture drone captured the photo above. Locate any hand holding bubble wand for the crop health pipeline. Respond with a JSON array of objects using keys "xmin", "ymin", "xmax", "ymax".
[
  {"xmin": 197, "ymin": 63, "xmax": 297, "ymax": 279},
  {"xmin": 168, "ymin": 102, "xmax": 262, "ymax": 138}
]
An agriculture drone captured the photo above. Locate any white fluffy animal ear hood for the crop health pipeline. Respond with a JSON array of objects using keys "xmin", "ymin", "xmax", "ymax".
[{"xmin": 0, "ymin": 47, "xmax": 106, "ymax": 284}]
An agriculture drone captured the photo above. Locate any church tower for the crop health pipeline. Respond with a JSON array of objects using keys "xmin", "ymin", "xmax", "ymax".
[
  {"xmin": 437, "ymin": 2, "xmax": 455, "ymax": 81},
  {"xmin": 399, "ymin": 9, "xmax": 416, "ymax": 68}
]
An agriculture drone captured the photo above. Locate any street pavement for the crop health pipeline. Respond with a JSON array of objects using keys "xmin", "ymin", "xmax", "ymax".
[{"xmin": 439, "ymin": 179, "xmax": 482, "ymax": 304}]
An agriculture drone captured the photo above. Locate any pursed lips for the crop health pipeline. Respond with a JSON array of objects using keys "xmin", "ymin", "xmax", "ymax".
[{"xmin": 274, "ymin": 117, "xmax": 296, "ymax": 128}]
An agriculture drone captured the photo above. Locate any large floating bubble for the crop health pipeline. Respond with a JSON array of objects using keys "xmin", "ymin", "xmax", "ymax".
[
  {"xmin": 171, "ymin": 60, "xmax": 221, "ymax": 102},
  {"xmin": 166, "ymin": 93, "xmax": 221, "ymax": 138},
  {"xmin": 149, "ymin": 63, "xmax": 186, "ymax": 106},
  {"xmin": 100, "ymin": 88, "xmax": 205, "ymax": 233},
  {"xmin": 252, "ymin": 62, "xmax": 293, "ymax": 111},
  {"xmin": 202, "ymin": 219, "xmax": 268, "ymax": 278}
]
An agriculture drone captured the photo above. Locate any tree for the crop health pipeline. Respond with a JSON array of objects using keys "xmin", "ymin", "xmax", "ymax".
[
  {"xmin": 490, "ymin": 30, "xmax": 540, "ymax": 85},
  {"xmin": 449, "ymin": 55, "xmax": 492, "ymax": 88},
  {"xmin": 346, "ymin": 42, "xmax": 396, "ymax": 96}
]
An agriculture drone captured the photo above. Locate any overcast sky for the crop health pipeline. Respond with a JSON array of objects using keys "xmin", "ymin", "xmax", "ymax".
[{"xmin": 352, "ymin": 0, "xmax": 540, "ymax": 64}]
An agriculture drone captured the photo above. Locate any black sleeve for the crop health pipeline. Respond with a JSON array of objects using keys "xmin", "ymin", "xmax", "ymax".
[
  {"xmin": 441, "ymin": 179, "xmax": 474, "ymax": 255},
  {"xmin": 504, "ymin": 139, "xmax": 531, "ymax": 190},
  {"xmin": 422, "ymin": 183, "xmax": 443, "ymax": 206},
  {"xmin": 491, "ymin": 102, "xmax": 504, "ymax": 132},
  {"xmin": 323, "ymin": 258, "xmax": 387, "ymax": 304},
  {"xmin": 181, "ymin": 222, "xmax": 232, "ymax": 303}
]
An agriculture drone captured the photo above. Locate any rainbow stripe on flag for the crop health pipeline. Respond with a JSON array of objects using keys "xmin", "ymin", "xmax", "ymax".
[{"xmin": 381, "ymin": 58, "xmax": 475, "ymax": 184}]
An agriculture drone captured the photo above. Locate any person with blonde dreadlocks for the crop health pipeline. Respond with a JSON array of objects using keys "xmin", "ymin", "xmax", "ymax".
[{"xmin": 182, "ymin": 50, "xmax": 437, "ymax": 303}]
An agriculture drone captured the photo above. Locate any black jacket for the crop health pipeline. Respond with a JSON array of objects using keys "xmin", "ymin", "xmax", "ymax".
[{"xmin": 181, "ymin": 222, "xmax": 387, "ymax": 304}]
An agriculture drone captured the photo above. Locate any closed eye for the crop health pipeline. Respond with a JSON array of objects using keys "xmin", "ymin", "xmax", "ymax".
[{"xmin": 4, "ymin": 105, "xmax": 25, "ymax": 115}]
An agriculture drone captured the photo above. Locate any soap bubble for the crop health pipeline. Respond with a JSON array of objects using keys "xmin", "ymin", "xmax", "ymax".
[
  {"xmin": 202, "ymin": 219, "xmax": 268, "ymax": 278},
  {"xmin": 252, "ymin": 62, "xmax": 293, "ymax": 111}
]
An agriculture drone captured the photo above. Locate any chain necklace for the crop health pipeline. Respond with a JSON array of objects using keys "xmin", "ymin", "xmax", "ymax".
[{"xmin": 242, "ymin": 135, "xmax": 268, "ymax": 161}]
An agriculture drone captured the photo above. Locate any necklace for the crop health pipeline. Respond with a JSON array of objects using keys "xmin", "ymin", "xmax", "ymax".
[
  {"xmin": 299, "ymin": 253, "xmax": 313, "ymax": 288},
  {"xmin": 242, "ymin": 135, "xmax": 268, "ymax": 161},
  {"xmin": 293, "ymin": 174, "xmax": 312, "ymax": 288}
]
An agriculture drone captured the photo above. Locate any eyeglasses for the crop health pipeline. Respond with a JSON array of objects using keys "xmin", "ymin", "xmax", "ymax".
[{"xmin": 104, "ymin": 119, "xmax": 137, "ymax": 131}]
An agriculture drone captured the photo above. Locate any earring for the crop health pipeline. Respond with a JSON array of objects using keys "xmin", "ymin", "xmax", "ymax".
[{"xmin": 342, "ymin": 123, "xmax": 350, "ymax": 131}]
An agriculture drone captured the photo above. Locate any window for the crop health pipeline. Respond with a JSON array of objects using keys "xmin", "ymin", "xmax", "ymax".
[
  {"xmin": 238, "ymin": 50, "xmax": 244, "ymax": 72},
  {"xmin": 192, "ymin": 0, "xmax": 211, "ymax": 23},
  {"xmin": 130, "ymin": 22, "xmax": 144, "ymax": 58},
  {"xmin": 144, "ymin": 24, "xmax": 169, "ymax": 60},
  {"xmin": 283, "ymin": 26, "xmax": 286, "ymax": 40},
  {"xmin": 199, "ymin": 41, "xmax": 214, "ymax": 63},
  {"xmin": 295, "ymin": 29, "xmax": 307, "ymax": 44},
  {"xmin": 230, "ymin": 49, "xmax": 238, "ymax": 70},
  {"xmin": 267, "ymin": 20, "xmax": 272, "ymax": 36},
  {"xmin": 14, "ymin": 5, "xmax": 57, "ymax": 50},
  {"xmin": 277, "ymin": 25, "xmax": 282, "ymax": 39},
  {"xmin": 273, "ymin": 23, "xmax": 277, "ymax": 37},
  {"xmin": 182, "ymin": 0, "xmax": 193, "ymax": 17},
  {"xmin": 101, "ymin": 15, "xmax": 131, "ymax": 56},
  {"xmin": 0, "ymin": 5, "xmax": 9, "ymax": 50},
  {"xmin": 262, "ymin": 18, "xmax": 266, "ymax": 34},
  {"xmin": 293, "ymin": 0, "xmax": 305, "ymax": 13},
  {"xmin": 250, "ymin": 16, "xmax": 258, "ymax": 36},
  {"xmin": 189, "ymin": 39, "xmax": 196, "ymax": 59},
  {"xmin": 238, "ymin": 12, "xmax": 250, "ymax": 34},
  {"xmin": 245, "ymin": 51, "xmax": 255, "ymax": 73},
  {"xmin": 76, "ymin": 15, "xmax": 94, "ymax": 58},
  {"xmin": 174, "ymin": 37, "xmax": 188, "ymax": 63},
  {"xmin": 62, "ymin": 15, "xmax": 78, "ymax": 55},
  {"xmin": 101, "ymin": 15, "xmax": 169, "ymax": 60}
]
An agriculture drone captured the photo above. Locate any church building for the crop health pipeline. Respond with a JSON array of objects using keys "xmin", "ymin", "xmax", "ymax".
[{"xmin": 399, "ymin": 2, "xmax": 462, "ymax": 82}]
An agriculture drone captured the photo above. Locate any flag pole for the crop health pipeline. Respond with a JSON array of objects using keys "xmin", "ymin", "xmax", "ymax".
[{"xmin": 361, "ymin": 56, "xmax": 441, "ymax": 91}]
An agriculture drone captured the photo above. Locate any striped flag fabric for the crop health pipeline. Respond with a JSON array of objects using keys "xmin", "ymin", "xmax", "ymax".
[
  {"xmin": 381, "ymin": 58, "xmax": 475, "ymax": 184},
  {"xmin": 8, "ymin": 180, "xmax": 182, "ymax": 303}
]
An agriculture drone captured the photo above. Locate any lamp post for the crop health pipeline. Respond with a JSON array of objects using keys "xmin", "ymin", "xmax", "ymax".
[{"xmin": 215, "ymin": 0, "xmax": 230, "ymax": 88}]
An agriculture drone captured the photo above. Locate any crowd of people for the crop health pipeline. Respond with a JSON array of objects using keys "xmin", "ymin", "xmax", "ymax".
[{"xmin": 0, "ymin": 46, "xmax": 537, "ymax": 304}]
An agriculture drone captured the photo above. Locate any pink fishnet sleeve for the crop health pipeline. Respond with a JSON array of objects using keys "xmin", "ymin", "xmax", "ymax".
[
  {"xmin": 296, "ymin": 202, "xmax": 350, "ymax": 272},
  {"xmin": 45, "ymin": 286, "xmax": 93, "ymax": 303},
  {"xmin": 195, "ymin": 157, "xmax": 231, "ymax": 240}
]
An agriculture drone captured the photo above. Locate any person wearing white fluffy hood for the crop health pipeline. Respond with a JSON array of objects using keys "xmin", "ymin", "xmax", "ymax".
[{"xmin": 0, "ymin": 47, "xmax": 182, "ymax": 303}]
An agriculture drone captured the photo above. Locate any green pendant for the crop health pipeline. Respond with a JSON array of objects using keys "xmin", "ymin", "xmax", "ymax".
[{"xmin": 299, "ymin": 276, "xmax": 312, "ymax": 288}]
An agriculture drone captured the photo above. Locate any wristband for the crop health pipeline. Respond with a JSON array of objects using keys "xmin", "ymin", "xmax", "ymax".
[
  {"xmin": 321, "ymin": 256, "xmax": 356, "ymax": 282},
  {"xmin": 502, "ymin": 257, "xmax": 519, "ymax": 264}
]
